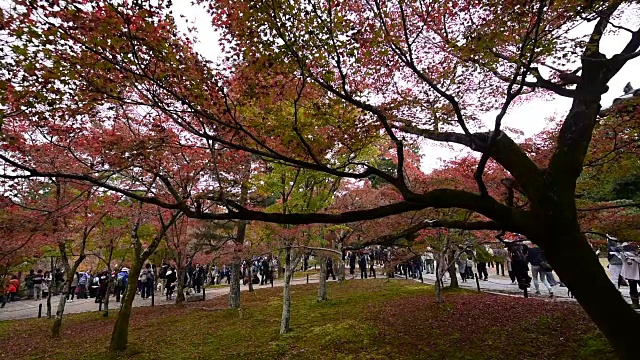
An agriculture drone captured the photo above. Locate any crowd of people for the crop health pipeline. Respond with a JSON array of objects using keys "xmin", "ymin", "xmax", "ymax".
[{"xmin": 3, "ymin": 238, "xmax": 640, "ymax": 308}]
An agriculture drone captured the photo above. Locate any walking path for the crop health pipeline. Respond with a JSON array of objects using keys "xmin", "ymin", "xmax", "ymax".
[
  {"xmin": 0, "ymin": 275, "xmax": 321, "ymax": 321},
  {"xmin": 1, "ymin": 265, "xmax": 634, "ymax": 321},
  {"xmin": 413, "ymin": 271, "xmax": 633, "ymax": 303}
]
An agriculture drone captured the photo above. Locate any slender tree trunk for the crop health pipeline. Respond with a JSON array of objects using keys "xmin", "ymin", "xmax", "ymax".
[
  {"xmin": 175, "ymin": 267, "xmax": 186, "ymax": 305},
  {"xmin": 277, "ymin": 248, "xmax": 284, "ymax": 279},
  {"xmin": 542, "ymin": 228, "xmax": 640, "ymax": 360},
  {"xmin": 52, "ymin": 244, "xmax": 84, "ymax": 338},
  {"xmin": 46, "ymin": 257, "xmax": 54, "ymax": 318},
  {"xmin": 317, "ymin": 257, "xmax": 327, "ymax": 302},
  {"xmin": 229, "ymin": 258, "xmax": 241, "ymax": 309},
  {"xmin": 109, "ymin": 260, "xmax": 142, "ymax": 352},
  {"xmin": 447, "ymin": 251, "xmax": 459, "ymax": 289},
  {"xmin": 434, "ymin": 266, "xmax": 443, "ymax": 303},
  {"xmin": 103, "ymin": 275, "xmax": 113, "ymax": 317},
  {"xmin": 337, "ymin": 243, "xmax": 346, "ymax": 282},
  {"xmin": 248, "ymin": 263, "xmax": 254, "ymax": 292},
  {"xmin": 229, "ymin": 217, "xmax": 247, "ymax": 308},
  {"xmin": 280, "ymin": 246, "xmax": 293, "ymax": 334}
]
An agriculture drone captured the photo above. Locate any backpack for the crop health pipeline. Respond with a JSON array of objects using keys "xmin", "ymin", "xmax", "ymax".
[
  {"xmin": 139, "ymin": 270, "xmax": 148, "ymax": 282},
  {"xmin": 159, "ymin": 266, "xmax": 168, "ymax": 279},
  {"xmin": 116, "ymin": 273, "xmax": 126, "ymax": 287}
]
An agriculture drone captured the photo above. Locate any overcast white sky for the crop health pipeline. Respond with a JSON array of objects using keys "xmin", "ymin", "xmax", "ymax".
[{"xmin": 170, "ymin": 2, "xmax": 640, "ymax": 173}]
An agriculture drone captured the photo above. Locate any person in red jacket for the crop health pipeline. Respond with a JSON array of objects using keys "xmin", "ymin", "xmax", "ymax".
[{"xmin": 8, "ymin": 275, "xmax": 20, "ymax": 302}]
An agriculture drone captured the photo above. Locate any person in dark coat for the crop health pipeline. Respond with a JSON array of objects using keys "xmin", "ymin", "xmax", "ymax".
[
  {"xmin": 326, "ymin": 258, "xmax": 336, "ymax": 280},
  {"xmin": 349, "ymin": 252, "xmax": 356, "ymax": 277},
  {"xmin": 165, "ymin": 265, "xmax": 177, "ymax": 300},
  {"xmin": 358, "ymin": 254, "xmax": 368, "ymax": 279}
]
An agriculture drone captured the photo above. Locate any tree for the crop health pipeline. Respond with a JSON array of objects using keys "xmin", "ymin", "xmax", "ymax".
[
  {"xmin": 109, "ymin": 203, "xmax": 181, "ymax": 351},
  {"xmin": 3, "ymin": 1, "xmax": 640, "ymax": 357}
]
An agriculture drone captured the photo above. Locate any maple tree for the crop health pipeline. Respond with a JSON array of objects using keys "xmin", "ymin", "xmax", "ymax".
[{"xmin": 2, "ymin": 0, "xmax": 640, "ymax": 356}]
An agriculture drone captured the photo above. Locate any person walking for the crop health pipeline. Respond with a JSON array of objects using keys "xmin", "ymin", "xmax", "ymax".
[
  {"xmin": 326, "ymin": 257, "xmax": 336, "ymax": 280},
  {"xmin": 25, "ymin": 269, "xmax": 35, "ymax": 300},
  {"xmin": 369, "ymin": 253, "xmax": 376, "ymax": 278},
  {"xmin": 139, "ymin": 264, "xmax": 150, "ymax": 299},
  {"xmin": 8, "ymin": 275, "xmax": 19, "ymax": 302},
  {"xmin": 67, "ymin": 272, "xmax": 79, "ymax": 302},
  {"xmin": 165, "ymin": 265, "xmax": 177, "ymax": 300},
  {"xmin": 608, "ymin": 237, "xmax": 625, "ymax": 287},
  {"xmin": 146, "ymin": 264, "xmax": 155, "ymax": 299},
  {"xmin": 358, "ymin": 254, "xmax": 368, "ymax": 279},
  {"xmin": 77, "ymin": 271, "xmax": 90, "ymax": 299},
  {"xmin": 493, "ymin": 247, "xmax": 507, "ymax": 276},
  {"xmin": 457, "ymin": 251, "xmax": 468, "ymax": 282},
  {"xmin": 33, "ymin": 269, "xmax": 44, "ymax": 301},
  {"xmin": 527, "ymin": 245, "xmax": 553, "ymax": 297},
  {"xmin": 424, "ymin": 250, "xmax": 435, "ymax": 274},
  {"xmin": 115, "ymin": 267, "xmax": 129, "ymax": 303},
  {"xmin": 621, "ymin": 244, "xmax": 640, "ymax": 309},
  {"xmin": 193, "ymin": 264, "xmax": 204, "ymax": 293},
  {"xmin": 349, "ymin": 252, "xmax": 356, "ymax": 278},
  {"xmin": 261, "ymin": 258, "xmax": 270, "ymax": 285}
]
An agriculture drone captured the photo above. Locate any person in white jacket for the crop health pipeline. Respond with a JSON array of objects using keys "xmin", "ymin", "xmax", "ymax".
[{"xmin": 620, "ymin": 244, "xmax": 640, "ymax": 309}]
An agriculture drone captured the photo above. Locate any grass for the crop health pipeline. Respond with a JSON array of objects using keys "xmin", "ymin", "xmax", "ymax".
[{"xmin": 0, "ymin": 279, "xmax": 615, "ymax": 360}]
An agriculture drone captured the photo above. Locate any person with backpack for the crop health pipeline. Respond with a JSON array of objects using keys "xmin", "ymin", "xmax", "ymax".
[
  {"xmin": 138, "ymin": 264, "xmax": 150, "ymax": 299},
  {"xmin": 527, "ymin": 244, "xmax": 554, "ymax": 297},
  {"xmin": 508, "ymin": 243, "xmax": 531, "ymax": 292},
  {"xmin": 115, "ymin": 267, "xmax": 129, "ymax": 302}
]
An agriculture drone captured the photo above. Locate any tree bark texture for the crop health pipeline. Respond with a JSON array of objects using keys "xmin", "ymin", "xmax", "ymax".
[
  {"xmin": 51, "ymin": 243, "xmax": 84, "ymax": 338},
  {"xmin": 280, "ymin": 246, "xmax": 293, "ymax": 335},
  {"xmin": 228, "ymin": 258, "xmax": 241, "ymax": 309},
  {"xmin": 109, "ymin": 259, "xmax": 143, "ymax": 352},
  {"xmin": 248, "ymin": 262, "xmax": 254, "ymax": 292},
  {"xmin": 317, "ymin": 257, "xmax": 327, "ymax": 302},
  {"xmin": 540, "ymin": 226, "xmax": 640, "ymax": 360},
  {"xmin": 175, "ymin": 266, "xmax": 186, "ymax": 305},
  {"xmin": 46, "ymin": 257, "xmax": 54, "ymax": 318}
]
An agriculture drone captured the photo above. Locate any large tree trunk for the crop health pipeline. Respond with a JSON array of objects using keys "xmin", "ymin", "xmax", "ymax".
[
  {"xmin": 109, "ymin": 260, "xmax": 142, "ymax": 352},
  {"xmin": 229, "ymin": 258, "xmax": 241, "ymax": 309},
  {"xmin": 317, "ymin": 257, "xmax": 327, "ymax": 302},
  {"xmin": 280, "ymin": 246, "xmax": 293, "ymax": 334},
  {"xmin": 542, "ymin": 228, "xmax": 640, "ymax": 360}
]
